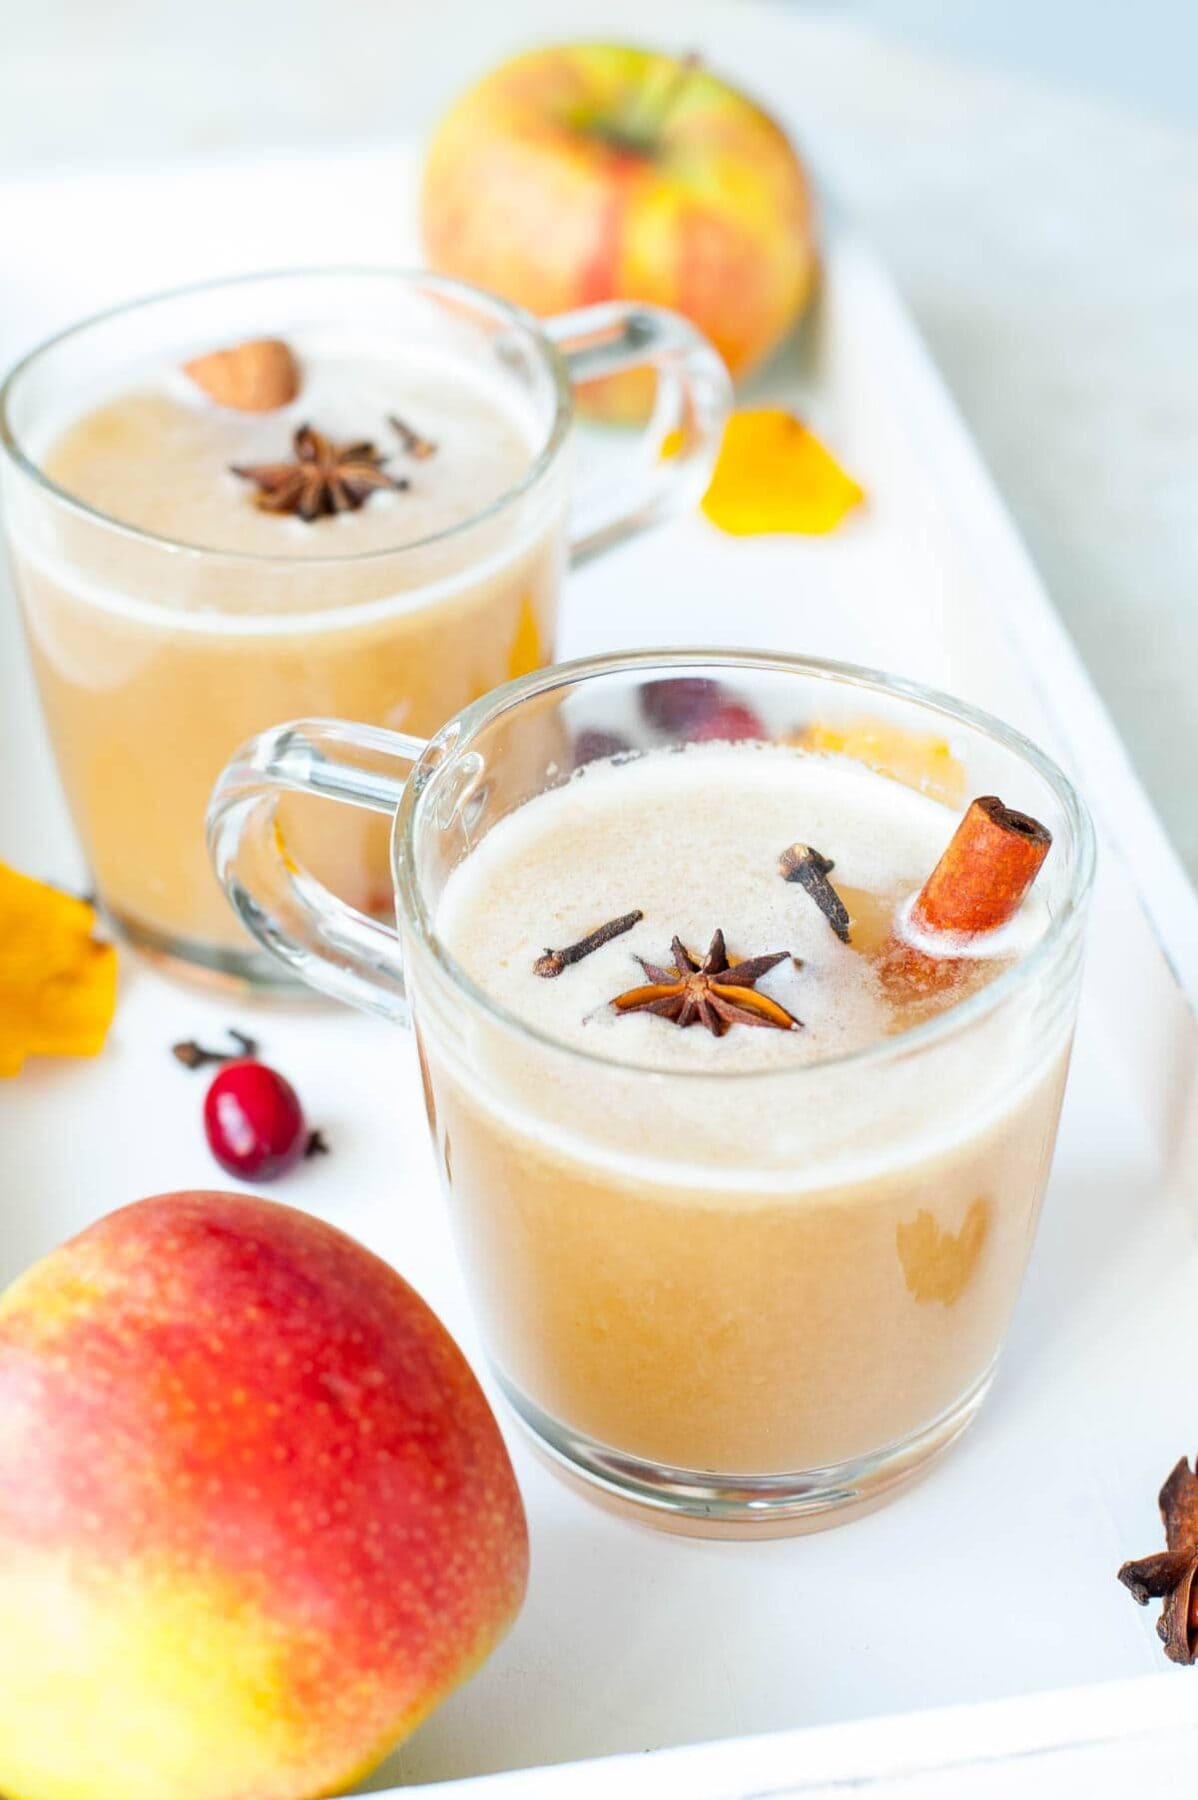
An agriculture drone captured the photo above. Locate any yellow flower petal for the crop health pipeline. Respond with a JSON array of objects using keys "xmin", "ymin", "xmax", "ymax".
[
  {"xmin": 700, "ymin": 408, "xmax": 863, "ymax": 536},
  {"xmin": 0, "ymin": 863, "xmax": 117, "ymax": 1076}
]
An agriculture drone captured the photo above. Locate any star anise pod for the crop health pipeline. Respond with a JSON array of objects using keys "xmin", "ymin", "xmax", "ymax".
[
  {"xmin": 611, "ymin": 930, "xmax": 802, "ymax": 1037},
  {"xmin": 231, "ymin": 424, "xmax": 409, "ymax": 522},
  {"xmin": 1118, "ymin": 1455, "xmax": 1198, "ymax": 1664}
]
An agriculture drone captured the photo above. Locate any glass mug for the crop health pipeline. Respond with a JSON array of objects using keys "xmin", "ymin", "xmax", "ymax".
[
  {"xmin": 0, "ymin": 270, "xmax": 729, "ymax": 987},
  {"xmin": 208, "ymin": 651, "xmax": 1095, "ymax": 1534}
]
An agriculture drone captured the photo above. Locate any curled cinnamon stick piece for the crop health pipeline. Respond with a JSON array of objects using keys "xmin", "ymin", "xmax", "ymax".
[
  {"xmin": 874, "ymin": 795, "xmax": 1051, "ymax": 1007},
  {"xmin": 911, "ymin": 796, "xmax": 1051, "ymax": 937}
]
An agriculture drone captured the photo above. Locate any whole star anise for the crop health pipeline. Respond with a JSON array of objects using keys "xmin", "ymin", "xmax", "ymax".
[
  {"xmin": 1119, "ymin": 1455, "xmax": 1198, "ymax": 1664},
  {"xmin": 231, "ymin": 424, "xmax": 409, "ymax": 522},
  {"xmin": 611, "ymin": 930, "xmax": 802, "ymax": 1036}
]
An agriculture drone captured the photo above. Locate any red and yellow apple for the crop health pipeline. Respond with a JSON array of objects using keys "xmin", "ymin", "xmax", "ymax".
[
  {"xmin": 0, "ymin": 1191, "xmax": 528, "ymax": 1800},
  {"xmin": 421, "ymin": 44, "xmax": 817, "ymax": 415}
]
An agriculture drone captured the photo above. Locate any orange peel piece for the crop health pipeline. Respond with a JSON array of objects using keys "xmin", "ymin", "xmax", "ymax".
[
  {"xmin": 794, "ymin": 718, "xmax": 966, "ymax": 803},
  {"xmin": 0, "ymin": 863, "xmax": 117, "ymax": 1076},
  {"xmin": 699, "ymin": 408, "xmax": 864, "ymax": 536}
]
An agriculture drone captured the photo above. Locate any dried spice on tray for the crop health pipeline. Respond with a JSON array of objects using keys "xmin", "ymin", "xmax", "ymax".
[{"xmin": 1119, "ymin": 1456, "xmax": 1198, "ymax": 1664}]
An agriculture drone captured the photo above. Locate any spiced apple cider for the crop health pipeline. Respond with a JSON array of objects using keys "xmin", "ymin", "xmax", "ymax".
[
  {"xmin": 8, "ymin": 321, "xmax": 557, "ymax": 975},
  {"xmin": 415, "ymin": 732, "xmax": 1071, "ymax": 1525}
]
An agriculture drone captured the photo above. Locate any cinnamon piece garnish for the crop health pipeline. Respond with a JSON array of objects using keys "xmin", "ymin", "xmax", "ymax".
[
  {"xmin": 612, "ymin": 930, "xmax": 802, "ymax": 1036},
  {"xmin": 535, "ymin": 910, "xmax": 643, "ymax": 977},
  {"xmin": 184, "ymin": 339, "xmax": 299, "ymax": 412},
  {"xmin": 1119, "ymin": 1456, "xmax": 1198, "ymax": 1664},
  {"xmin": 389, "ymin": 413, "xmax": 437, "ymax": 460},
  {"xmin": 231, "ymin": 425, "xmax": 409, "ymax": 521},
  {"xmin": 779, "ymin": 844, "xmax": 851, "ymax": 943},
  {"xmin": 875, "ymin": 795, "xmax": 1052, "ymax": 1003},
  {"xmin": 911, "ymin": 796, "xmax": 1051, "ymax": 937}
]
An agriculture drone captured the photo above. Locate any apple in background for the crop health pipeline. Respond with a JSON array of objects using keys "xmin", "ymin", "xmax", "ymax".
[
  {"xmin": 422, "ymin": 44, "xmax": 817, "ymax": 417},
  {"xmin": 0, "ymin": 1192, "xmax": 528, "ymax": 1800}
]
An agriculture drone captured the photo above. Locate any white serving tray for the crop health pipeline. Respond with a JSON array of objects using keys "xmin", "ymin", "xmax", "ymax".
[{"xmin": 2, "ymin": 148, "xmax": 1197, "ymax": 1795}]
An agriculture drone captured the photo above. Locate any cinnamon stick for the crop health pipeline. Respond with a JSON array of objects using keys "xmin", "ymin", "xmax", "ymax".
[
  {"xmin": 911, "ymin": 796, "xmax": 1051, "ymax": 937},
  {"xmin": 875, "ymin": 794, "xmax": 1051, "ymax": 1006}
]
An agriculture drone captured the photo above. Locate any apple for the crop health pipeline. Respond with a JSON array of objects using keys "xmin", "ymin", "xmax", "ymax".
[
  {"xmin": 421, "ymin": 44, "xmax": 817, "ymax": 417},
  {"xmin": 0, "ymin": 1191, "xmax": 528, "ymax": 1800}
]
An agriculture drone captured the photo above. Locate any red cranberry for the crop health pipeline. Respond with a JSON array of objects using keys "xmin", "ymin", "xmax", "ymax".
[
  {"xmin": 203, "ymin": 1061, "xmax": 307, "ymax": 1181},
  {"xmin": 690, "ymin": 701, "xmax": 766, "ymax": 742},
  {"xmin": 639, "ymin": 677, "xmax": 728, "ymax": 734},
  {"xmin": 573, "ymin": 727, "xmax": 633, "ymax": 767}
]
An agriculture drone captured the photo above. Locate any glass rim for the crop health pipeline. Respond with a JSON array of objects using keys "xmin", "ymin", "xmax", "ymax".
[
  {"xmin": 0, "ymin": 265, "xmax": 574, "ymax": 570},
  {"xmin": 393, "ymin": 646, "xmax": 1096, "ymax": 1084}
]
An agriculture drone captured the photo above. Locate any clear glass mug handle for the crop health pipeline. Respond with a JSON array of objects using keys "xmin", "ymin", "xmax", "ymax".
[
  {"xmin": 209, "ymin": 307, "xmax": 730, "ymax": 1015},
  {"xmin": 208, "ymin": 718, "xmax": 421, "ymax": 1022},
  {"xmin": 545, "ymin": 301, "xmax": 731, "ymax": 560}
]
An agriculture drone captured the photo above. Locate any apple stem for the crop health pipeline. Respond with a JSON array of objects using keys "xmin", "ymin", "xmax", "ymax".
[{"xmin": 607, "ymin": 50, "xmax": 702, "ymax": 156}]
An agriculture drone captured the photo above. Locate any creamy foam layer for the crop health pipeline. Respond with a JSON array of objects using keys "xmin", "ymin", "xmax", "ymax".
[
  {"xmin": 436, "ymin": 743, "xmax": 1047, "ymax": 1076},
  {"xmin": 41, "ymin": 334, "xmax": 542, "ymax": 557}
]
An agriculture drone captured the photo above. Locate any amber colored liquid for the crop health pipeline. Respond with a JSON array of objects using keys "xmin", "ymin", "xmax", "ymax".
[
  {"xmin": 422, "ymin": 745, "xmax": 1070, "ymax": 1477},
  {"xmin": 423, "ymin": 1040, "xmax": 1066, "ymax": 1474},
  {"xmin": 18, "ymin": 552, "xmax": 559, "ymax": 953},
  {"xmin": 13, "ymin": 374, "xmax": 561, "ymax": 958}
]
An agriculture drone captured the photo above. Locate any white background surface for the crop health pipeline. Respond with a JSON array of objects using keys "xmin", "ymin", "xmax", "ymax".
[
  {"xmin": 1, "ymin": 142, "xmax": 1197, "ymax": 1789},
  {"xmin": 2, "ymin": 0, "xmax": 1195, "ymax": 876},
  {"xmin": 417, "ymin": 1672, "xmax": 1198, "ymax": 1796}
]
